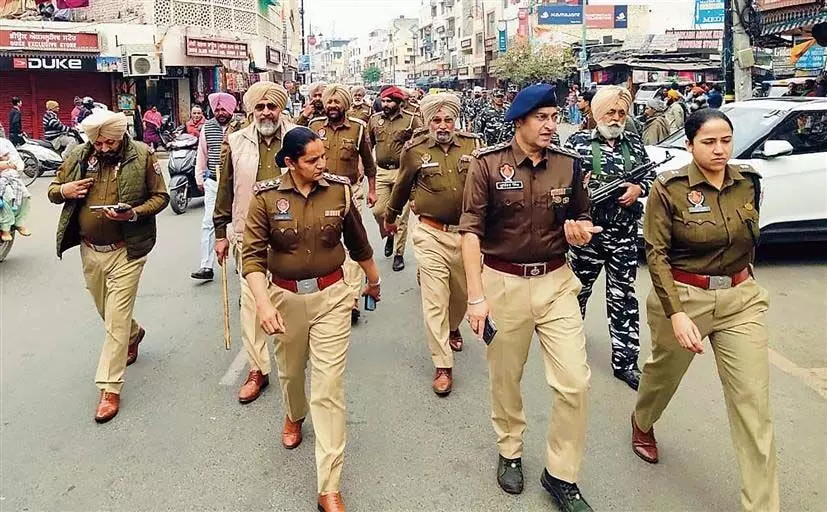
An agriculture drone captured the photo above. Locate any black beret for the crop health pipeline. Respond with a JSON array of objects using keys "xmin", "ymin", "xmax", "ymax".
[{"xmin": 504, "ymin": 84, "xmax": 558, "ymax": 122}]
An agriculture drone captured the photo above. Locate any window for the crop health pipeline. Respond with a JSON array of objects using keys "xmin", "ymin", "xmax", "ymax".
[
  {"xmin": 487, "ymin": 12, "xmax": 495, "ymax": 36},
  {"xmin": 765, "ymin": 111, "xmax": 827, "ymax": 155},
  {"xmin": 432, "ymin": 6, "xmax": 437, "ymax": 17}
]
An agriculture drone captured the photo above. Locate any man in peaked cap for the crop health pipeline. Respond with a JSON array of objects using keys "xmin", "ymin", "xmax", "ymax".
[{"xmin": 460, "ymin": 83, "xmax": 597, "ymax": 511}]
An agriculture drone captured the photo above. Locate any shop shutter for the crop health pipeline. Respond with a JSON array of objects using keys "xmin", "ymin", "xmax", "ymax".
[
  {"xmin": 0, "ymin": 72, "xmax": 35, "ymax": 137},
  {"xmin": 32, "ymin": 71, "xmax": 113, "ymax": 138}
]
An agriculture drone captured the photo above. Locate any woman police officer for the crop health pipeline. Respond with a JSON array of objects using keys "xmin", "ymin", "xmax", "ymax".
[
  {"xmin": 241, "ymin": 126, "xmax": 381, "ymax": 512},
  {"xmin": 631, "ymin": 109, "xmax": 778, "ymax": 512}
]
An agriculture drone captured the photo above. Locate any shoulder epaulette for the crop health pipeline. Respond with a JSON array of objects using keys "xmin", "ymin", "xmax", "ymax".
[
  {"xmin": 412, "ymin": 126, "xmax": 429, "ymax": 137},
  {"xmin": 370, "ymin": 112, "xmax": 384, "ymax": 118},
  {"xmin": 402, "ymin": 109, "xmax": 417, "ymax": 117},
  {"xmin": 405, "ymin": 132, "xmax": 429, "ymax": 149},
  {"xmin": 253, "ymin": 178, "xmax": 281, "ymax": 194},
  {"xmin": 657, "ymin": 167, "xmax": 689, "ymax": 184},
  {"xmin": 456, "ymin": 130, "xmax": 480, "ymax": 139},
  {"xmin": 323, "ymin": 172, "xmax": 351, "ymax": 185},
  {"xmin": 308, "ymin": 116, "xmax": 327, "ymax": 125},
  {"xmin": 472, "ymin": 141, "xmax": 510, "ymax": 158},
  {"xmin": 548, "ymin": 145, "xmax": 581, "ymax": 159},
  {"xmin": 733, "ymin": 163, "xmax": 761, "ymax": 177},
  {"xmin": 347, "ymin": 116, "xmax": 367, "ymax": 126}
]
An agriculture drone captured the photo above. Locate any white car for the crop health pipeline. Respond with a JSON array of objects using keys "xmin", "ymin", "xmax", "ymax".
[{"xmin": 643, "ymin": 97, "xmax": 827, "ymax": 244}]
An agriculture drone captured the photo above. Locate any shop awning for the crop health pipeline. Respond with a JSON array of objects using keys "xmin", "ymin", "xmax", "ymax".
[{"xmin": 760, "ymin": 11, "xmax": 827, "ymax": 36}]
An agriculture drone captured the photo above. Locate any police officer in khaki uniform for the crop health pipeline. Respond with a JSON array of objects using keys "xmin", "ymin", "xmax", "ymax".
[
  {"xmin": 213, "ymin": 81, "xmax": 295, "ymax": 404},
  {"xmin": 460, "ymin": 84, "xmax": 599, "ymax": 512},
  {"xmin": 367, "ymin": 85, "xmax": 423, "ymax": 271},
  {"xmin": 347, "ymin": 85, "xmax": 373, "ymax": 123},
  {"xmin": 47, "ymin": 111, "xmax": 169, "ymax": 423},
  {"xmin": 384, "ymin": 93, "xmax": 478, "ymax": 396},
  {"xmin": 296, "ymin": 82, "xmax": 327, "ymax": 126},
  {"xmin": 242, "ymin": 127, "xmax": 381, "ymax": 512},
  {"xmin": 308, "ymin": 84, "xmax": 377, "ymax": 324},
  {"xmin": 632, "ymin": 109, "xmax": 778, "ymax": 512}
]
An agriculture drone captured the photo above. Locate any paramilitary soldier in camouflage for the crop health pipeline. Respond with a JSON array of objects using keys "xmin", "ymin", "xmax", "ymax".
[
  {"xmin": 463, "ymin": 86, "xmax": 487, "ymax": 133},
  {"xmin": 476, "ymin": 89, "xmax": 514, "ymax": 146},
  {"xmin": 564, "ymin": 85, "xmax": 654, "ymax": 391}
]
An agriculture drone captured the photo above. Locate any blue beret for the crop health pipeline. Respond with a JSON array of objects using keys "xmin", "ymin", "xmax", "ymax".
[{"xmin": 504, "ymin": 84, "xmax": 558, "ymax": 122}]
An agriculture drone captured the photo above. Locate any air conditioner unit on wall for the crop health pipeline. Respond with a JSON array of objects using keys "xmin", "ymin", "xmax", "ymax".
[{"xmin": 124, "ymin": 53, "xmax": 165, "ymax": 77}]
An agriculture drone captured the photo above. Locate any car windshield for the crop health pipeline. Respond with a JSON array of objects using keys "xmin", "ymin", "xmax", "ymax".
[{"xmin": 658, "ymin": 105, "xmax": 786, "ymax": 156}]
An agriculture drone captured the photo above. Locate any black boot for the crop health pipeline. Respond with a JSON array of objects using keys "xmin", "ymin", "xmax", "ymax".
[
  {"xmin": 351, "ymin": 308, "xmax": 361, "ymax": 325},
  {"xmin": 497, "ymin": 455, "xmax": 524, "ymax": 494},
  {"xmin": 384, "ymin": 235, "xmax": 394, "ymax": 257},
  {"xmin": 191, "ymin": 268, "xmax": 214, "ymax": 280},
  {"xmin": 614, "ymin": 366, "xmax": 641, "ymax": 390},
  {"xmin": 541, "ymin": 469, "xmax": 593, "ymax": 512},
  {"xmin": 392, "ymin": 255, "xmax": 405, "ymax": 272}
]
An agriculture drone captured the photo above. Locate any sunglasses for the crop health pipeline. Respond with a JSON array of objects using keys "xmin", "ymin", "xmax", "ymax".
[{"xmin": 254, "ymin": 103, "xmax": 279, "ymax": 112}]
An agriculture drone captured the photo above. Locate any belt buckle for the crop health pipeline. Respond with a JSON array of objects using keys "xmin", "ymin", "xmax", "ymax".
[
  {"xmin": 296, "ymin": 278, "xmax": 320, "ymax": 295},
  {"xmin": 708, "ymin": 275, "xmax": 732, "ymax": 290},
  {"xmin": 522, "ymin": 263, "xmax": 546, "ymax": 278}
]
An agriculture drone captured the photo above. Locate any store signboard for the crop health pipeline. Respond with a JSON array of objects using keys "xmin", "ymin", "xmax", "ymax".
[
  {"xmin": 695, "ymin": 0, "xmax": 725, "ymax": 25},
  {"xmin": 665, "ymin": 29, "xmax": 723, "ymax": 53},
  {"xmin": 0, "ymin": 29, "xmax": 99, "ymax": 52},
  {"xmin": 186, "ymin": 37, "xmax": 248, "ymax": 59},
  {"xmin": 585, "ymin": 5, "xmax": 628, "ymax": 28},
  {"xmin": 537, "ymin": 5, "xmax": 582, "ymax": 25},
  {"xmin": 0, "ymin": 55, "xmax": 97, "ymax": 71}
]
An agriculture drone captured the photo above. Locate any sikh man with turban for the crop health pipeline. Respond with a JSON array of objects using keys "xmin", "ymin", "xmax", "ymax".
[
  {"xmin": 385, "ymin": 93, "xmax": 479, "ymax": 396},
  {"xmin": 47, "ymin": 110, "xmax": 170, "ymax": 423},
  {"xmin": 347, "ymin": 85, "xmax": 373, "ymax": 123},
  {"xmin": 191, "ymin": 92, "xmax": 239, "ymax": 281},
  {"xmin": 214, "ymin": 81, "xmax": 297, "ymax": 405},
  {"xmin": 307, "ymin": 84, "xmax": 377, "ymax": 324},
  {"xmin": 460, "ymin": 83, "xmax": 598, "ymax": 510},
  {"xmin": 296, "ymin": 82, "xmax": 327, "ymax": 126},
  {"xmin": 564, "ymin": 85, "xmax": 655, "ymax": 391},
  {"xmin": 367, "ymin": 85, "xmax": 422, "ymax": 271},
  {"xmin": 42, "ymin": 100, "xmax": 80, "ymax": 158}
]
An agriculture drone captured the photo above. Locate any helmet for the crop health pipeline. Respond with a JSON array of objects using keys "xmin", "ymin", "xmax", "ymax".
[{"xmin": 82, "ymin": 96, "xmax": 95, "ymax": 108}]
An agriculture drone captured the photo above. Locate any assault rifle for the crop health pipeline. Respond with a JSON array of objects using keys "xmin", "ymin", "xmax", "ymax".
[{"xmin": 589, "ymin": 152, "xmax": 674, "ymax": 206}]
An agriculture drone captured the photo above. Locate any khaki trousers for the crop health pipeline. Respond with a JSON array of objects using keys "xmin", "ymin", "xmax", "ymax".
[
  {"xmin": 372, "ymin": 166, "xmax": 409, "ymax": 256},
  {"xmin": 343, "ymin": 180, "xmax": 366, "ymax": 307},
  {"xmin": 483, "ymin": 264, "xmax": 591, "ymax": 483},
  {"xmin": 271, "ymin": 278, "xmax": 352, "ymax": 493},
  {"xmin": 635, "ymin": 278, "xmax": 778, "ymax": 512},
  {"xmin": 80, "ymin": 245, "xmax": 146, "ymax": 394},
  {"xmin": 236, "ymin": 243, "xmax": 277, "ymax": 375},
  {"xmin": 411, "ymin": 222, "xmax": 467, "ymax": 368}
]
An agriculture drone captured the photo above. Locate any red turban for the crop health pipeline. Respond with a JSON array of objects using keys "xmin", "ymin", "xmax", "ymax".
[{"xmin": 380, "ymin": 86, "xmax": 406, "ymax": 102}]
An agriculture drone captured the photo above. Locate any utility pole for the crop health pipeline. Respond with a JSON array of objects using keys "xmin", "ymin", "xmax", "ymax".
[
  {"xmin": 723, "ymin": 0, "xmax": 753, "ymax": 102},
  {"xmin": 723, "ymin": 0, "xmax": 734, "ymax": 101},
  {"xmin": 299, "ymin": 0, "xmax": 306, "ymax": 84},
  {"xmin": 580, "ymin": 0, "xmax": 589, "ymax": 86}
]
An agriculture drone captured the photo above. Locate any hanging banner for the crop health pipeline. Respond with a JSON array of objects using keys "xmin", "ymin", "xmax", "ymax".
[
  {"xmin": 613, "ymin": 5, "xmax": 628, "ymax": 28},
  {"xmin": 537, "ymin": 5, "xmax": 582, "ymax": 25},
  {"xmin": 695, "ymin": 0, "xmax": 725, "ymax": 25},
  {"xmin": 498, "ymin": 29, "xmax": 507, "ymax": 52},
  {"xmin": 517, "ymin": 8, "xmax": 529, "ymax": 38}
]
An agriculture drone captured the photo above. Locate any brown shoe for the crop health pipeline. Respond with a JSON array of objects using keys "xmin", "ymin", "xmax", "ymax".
[
  {"xmin": 631, "ymin": 412, "xmax": 659, "ymax": 463},
  {"xmin": 94, "ymin": 391, "xmax": 120, "ymax": 423},
  {"xmin": 15, "ymin": 226, "xmax": 31, "ymax": 237},
  {"xmin": 238, "ymin": 370, "xmax": 269, "ymax": 404},
  {"xmin": 126, "ymin": 327, "xmax": 146, "ymax": 366},
  {"xmin": 432, "ymin": 368, "xmax": 453, "ymax": 397},
  {"xmin": 282, "ymin": 416, "xmax": 304, "ymax": 449},
  {"xmin": 0, "ymin": 231, "xmax": 11, "ymax": 242},
  {"xmin": 317, "ymin": 492, "xmax": 345, "ymax": 512},
  {"xmin": 449, "ymin": 329, "xmax": 463, "ymax": 352}
]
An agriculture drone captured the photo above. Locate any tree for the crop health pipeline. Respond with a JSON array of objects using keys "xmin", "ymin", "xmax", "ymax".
[
  {"xmin": 363, "ymin": 66, "xmax": 382, "ymax": 84},
  {"xmin": 490, "ymin": 40, "xmax": 576, "ymax": 86}
]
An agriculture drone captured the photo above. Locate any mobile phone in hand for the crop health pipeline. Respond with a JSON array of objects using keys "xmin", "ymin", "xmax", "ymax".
[
  {"xmin": 483, "ymin": 316, "xmax": 498, "ymax": 345},
  {"xmin": 364, "ymin": 278, "xmax": 376, "ymax": 311}
]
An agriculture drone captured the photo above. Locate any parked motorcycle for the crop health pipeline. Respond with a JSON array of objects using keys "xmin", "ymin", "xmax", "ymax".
[
  {"xmin": 15, "ymin": 130, "xmax": 85, "ymax": 186},
  {"xmin": 159, "ymin": 115, "xmax": 183, "ymax": 149},
  {"xmin": 167, "ymin": 133, "xmax": 203, "ymax": 214}
]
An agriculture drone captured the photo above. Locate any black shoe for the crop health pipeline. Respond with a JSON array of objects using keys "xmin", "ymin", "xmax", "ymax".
[
  {"xmin": 191, "ymin": 268, "xmax": 214, "ymax": 280},
  {"xmin": 541, "ymin": 469, "xmax": 593, "ymax": 512},
  {"xmin": 614, "ymin": 366, "xmax": 641, "ymax": 391},
  {"xmin": 392, "ymin": 255, "xmax": 405, "ymax": 272},
  {"xmin": 384, "ymin": 235, "xmax": 394, "ymax": 258},
  {"xmin": 351, "ymin": 308, "xmax": 360, "ymax": 325},
  {"xmin": 497, "ymin": 455, "xmax": 524, "ymax": 495}
]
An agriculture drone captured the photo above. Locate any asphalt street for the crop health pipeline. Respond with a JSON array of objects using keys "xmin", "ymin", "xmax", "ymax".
[{"xmin": 1, "ymin": 125, "xmax": 825, "ymax": 512}]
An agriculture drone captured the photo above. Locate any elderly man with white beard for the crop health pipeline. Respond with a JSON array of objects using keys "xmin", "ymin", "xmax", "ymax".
[
  {"xmin": 214, "ymin": 81, "xmax": 296, "ymax": 404},
  {"xmin": 564, "ymin": 85, "xmax": 654, "ymax": 392}
]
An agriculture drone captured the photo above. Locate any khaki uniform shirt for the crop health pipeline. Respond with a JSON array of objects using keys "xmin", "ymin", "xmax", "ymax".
[
  {"xmin": 241, "ymin": 171, "xmax": 374, "ymax": 281},
  {"xmin": 387, "ymin": 131, "xmax": 480, "ymax": 226},
  {"xmin": 348, "ymin": 103, "xmax": 373, "ymax": 123},
  {"xmin": 644, "ymin": 162, "xmax": 761, "ymax": 317},
  {"xmin": 459, "ymin": 139, "xmax": 591, "ymax": 263},
  {"xmin": 214, "ymin": 129, "xmax": 285, "ymax": 239},
  {"xmin": 367, "ymin": 109, "xmax": 423, "ymax": 169},
  {"xmin": 307, "ymin": 116, "xmax": 376, "ymax": 182},
  {"xmin": 76, "ymin": 153, "xmax": 167, "ymax": 245}
]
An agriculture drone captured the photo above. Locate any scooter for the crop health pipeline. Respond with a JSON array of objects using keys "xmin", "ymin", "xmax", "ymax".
[
  {"xmin": 159, "ymin": 115, "xmax": 182, "ymax": 149},
  {"xmin": 15, "ymin": 130, "xmax": 85, "ymax": 186},
  {"xmin": 167, "ymin": 133, "xmax": 203, "ymax": 214}
]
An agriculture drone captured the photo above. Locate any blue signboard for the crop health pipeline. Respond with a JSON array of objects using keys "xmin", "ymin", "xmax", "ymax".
[
  {"xmin": 797, "ymin": 45, "xmax": 825, "ymax": 70},
  {"xmin": 695, "ymin": 0, "xmax": 724, "ymax": 26},
  {"xmin": 613, "ymin": 5, "xmax": 628, "ymax": 28},
  {"xmin": 537, "ymin": 5, "xmax": 582, "ymax": 25},
  {"xmin": 498, "ymin": 30, "xmax": 507, "ymax": 52},
  {"xmin": 298, "ymin": 54, "xmax": 310, "ymax": 72}
]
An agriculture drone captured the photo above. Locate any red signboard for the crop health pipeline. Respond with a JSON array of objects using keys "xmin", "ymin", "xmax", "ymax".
[
  {"xmin": 185, "ymin": 37, "xmax": 248, "ymax": 59},
  {"xmin": 755, "ymin": 0, "xmax": 818, "ymax": 11},
  {"xmin": 585, "ymin": 5, "xmax": 614, "ymax": 28},
  {"xmin": 517, "ymin": 8, "xmax": 529, "ymax": 39},
  {"xmin": 0, "ymin": 29, "xmax": 100, "ymax": 52}
]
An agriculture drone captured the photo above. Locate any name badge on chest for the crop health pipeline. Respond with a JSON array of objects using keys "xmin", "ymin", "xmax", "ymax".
[
  {"xmin": 495, "ymin": 164, "xmax": 524, "ymax": 190},
  {"xmin": 687, "ymin": 190, "xmax": 712, "ymax": 214},
  {"xmin": 273, "ymin": 198, "xmax": 293, "ymax": 221}
]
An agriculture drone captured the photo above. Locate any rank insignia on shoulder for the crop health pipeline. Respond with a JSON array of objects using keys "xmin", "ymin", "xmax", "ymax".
[
  {"xmin": 253, "ymin": 178, "xmax": 281, "ymax": 194},
  {"xmin": 322, "ymin": 172, "xmax": 351, "ymax": 185},
  {"xmin": 657, "ymin": 168, "xmax": 687, "ymax": 184},
  {"xmin": 549, "ymin": 145, "xmax": 581, "ymax": 159},
  {"xmin": 472, "ymin": 141, "xmax": 509, "ymax": 158}
]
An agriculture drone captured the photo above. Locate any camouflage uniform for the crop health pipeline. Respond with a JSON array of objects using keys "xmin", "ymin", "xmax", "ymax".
[
  {"xmin": 476, "ymin": 103, "xmax": 515, "ymax": 146},
  {"xmin": 463, "ymin": 97, "xmax": 487, "ymax": 133},
  {"xmin": 563, "ymin": 128, "xmax": 654, "ymax": 373}
]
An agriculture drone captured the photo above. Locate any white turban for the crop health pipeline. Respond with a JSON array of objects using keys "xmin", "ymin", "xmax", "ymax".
[
  {"xmin": 81, "ymin": 111, "xmax": 128, "ymax": 142},
  {"xmin": 243, "ymin": 81, "xmax": 289, "ymax": 113},
  {"xmin": 419, "ymin": 93, "xmax": 461, "ymax": 124}
]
